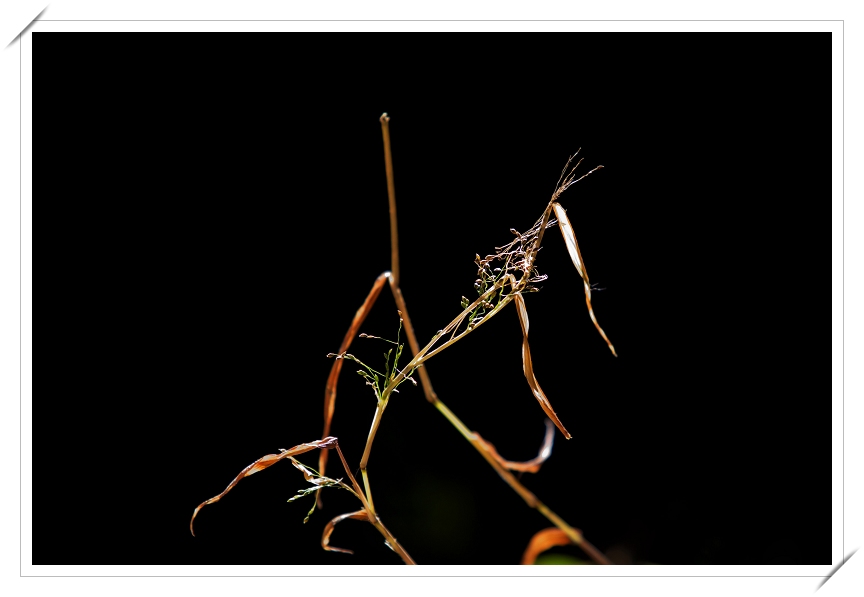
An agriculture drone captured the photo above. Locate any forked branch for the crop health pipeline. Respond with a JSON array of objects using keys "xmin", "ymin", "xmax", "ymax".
[{"xmin": 192, "ymin": 115, "xmax": 615, "ymax": 565}]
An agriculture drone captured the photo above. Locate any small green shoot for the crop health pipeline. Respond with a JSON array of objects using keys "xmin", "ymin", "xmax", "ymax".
[{"xmin": 330, "ymin": 311, "xmax": 418, "ymax": 404}]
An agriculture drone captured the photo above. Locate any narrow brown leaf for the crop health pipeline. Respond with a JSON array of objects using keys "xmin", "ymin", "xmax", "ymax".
[
  {"xmin": 514, "ymin": 293, "xmax": 571, "ymax": 439},
  {"xmin": 552, "ymin": 202, "xmax": 617, "ymax": 357},
  {"xmin": 321, "ymin": 509, "xmax": 370, "ymax": 554},
  {"xmin": 521, "ymin": 527, "xmax": 576, "ymax": 565},
  {"xmin": 475, "ymin": 419, "xmax": 555, "ymax": 473},
  {"xmin": 190, "ymin": 437, "xmax": 339, "ymax": 536},
  {"xmin": 319, "ymin": 272, "xmax": 389, "ymax": 487}
]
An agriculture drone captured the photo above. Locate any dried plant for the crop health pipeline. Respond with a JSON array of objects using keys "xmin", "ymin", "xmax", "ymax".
[{"xmin": 191, "ymin": 114, "xmax": 616, "ymax": 565}]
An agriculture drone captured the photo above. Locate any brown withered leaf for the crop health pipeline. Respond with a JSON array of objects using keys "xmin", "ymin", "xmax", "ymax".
[
  {"xmin": 190, "ymin": 436, "xmax": 339, "ymax": 536},
  {"xmin": 320, "ymin": 273, "xmax": 389, "ymax": 484},
  {"xmin": 514, "ymin": 293, "xmax": 571, "ymax": 439},
  {"xmin": 321, "ymin": 509, "xmax": 370, "ymax": 554},
  {"xmin": 521, "ymin": 527, "xmax": 577, "ymax": 565},
  {"xmin": 475, "ymin": 419, "xmax": 555, "ymax": 473},
  {"xmin": 552, "ymin": 202, "xmax": 617, "ymax": 357}
]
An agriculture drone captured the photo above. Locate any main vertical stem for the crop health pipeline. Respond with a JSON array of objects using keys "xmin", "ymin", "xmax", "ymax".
[{"xmin": 380, "ymin": 113, "xmax": 400, "ymax": 288}]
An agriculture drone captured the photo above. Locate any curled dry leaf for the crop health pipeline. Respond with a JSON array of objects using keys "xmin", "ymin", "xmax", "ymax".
[
  {"xmin": 475, "ymin": 419, "xmax": 556, "ymax": 473},
  {"xmin": 320, "ymin": 273, "xmax": 389, "ymax": 484},
  {"xmin": 521, "ymin": 527, "xmax": 577, "ymax": 565},
  {"xmin": 514, "ymin": 293, "xmax": 571, "ymax": 439},
  {"xmin": 552, "ymin": 202, "xmax": 617, "ymax": 357},
  {"xmin": 321, "ymin": 510, "xmax": 370, "ymax": 554},
  {"xmin": 190, "ymin": 436, "xmax": 339, "ymax": 536}
]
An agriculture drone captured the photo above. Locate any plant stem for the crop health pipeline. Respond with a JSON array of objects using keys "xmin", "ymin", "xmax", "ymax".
[
  {"xmin": 360, "ymin": 401, "xmax": 387, "ymax": 470},
  {"xmin": 380, "ymin": 113, "xmax": 400, "ymax": 288},
  {"xmin": 369, "ymin": 516, "xmax": 415, "ymax": 565},
  {"xmin": 389, "ymin": 280, "xmax": 511, "ymax": 390},
  {"xmin": 433, "ymin": 399, "xmax": 611, "ymax": 565},
  {"xmin": 535, "ymin": 502, "xmax": 609, "ymax": 565},
  {"xmin": 361, "ymin": 468, "xmax": 376, "ymax": 515},
  {"xmin": 333, "ymin": 443, "xmax": 414, "ymax": 565}
]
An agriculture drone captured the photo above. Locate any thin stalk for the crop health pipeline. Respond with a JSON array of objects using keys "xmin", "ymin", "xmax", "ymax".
[
  {"xmin": 433, "ymin": 400, "xmax": 610, "ymax": 565},
  {"xmin": 388, "ymin": 280, "xmax": 512, "ymax": 390},
  {"xmin": 419, "ymin": 293, "xmax": 513, "ymax": 362},
  {"xmin": 390, "ymin": 282, "xmax": 438, "ymax": 403},
  {"xmin": 361, "ymin": 468, "xmax": 376, "ymax": 515},
  {"xmin": 528, "ymin": 203, "xmax": 557, "ymax": 270},
  {"xmin": 370, "ymin": 517, "xmax": 415, "ymax": 565},
  {"xmin": 380, "ymin": 113, "xmax": 399, "ymax": 288},
  {"xmin": 360, "ymin": 401, "xmax": 387, "ymax": 470},
  {"xmin": 333, "ymin": 443, "xmax": 414, "ymax": 565},
  {"xmin": 536, "ymin": 503, "xmax": 610, "ymax": 565}
]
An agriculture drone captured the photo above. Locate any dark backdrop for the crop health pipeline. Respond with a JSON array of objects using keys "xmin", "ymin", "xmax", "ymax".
[{"xmin": 34, "ymin": 32, "xmax": 831, "ymax": 565}]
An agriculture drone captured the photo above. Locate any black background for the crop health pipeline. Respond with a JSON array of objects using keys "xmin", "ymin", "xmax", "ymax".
[{"xmin": 34, "ymin": 32, "xmax": 830, "ymax": 566}]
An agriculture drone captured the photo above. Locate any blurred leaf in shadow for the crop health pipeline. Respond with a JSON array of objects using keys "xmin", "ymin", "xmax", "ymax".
[{"xmin": 534, "ymin": 553, "xmax": 592, "ymax": 565}]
